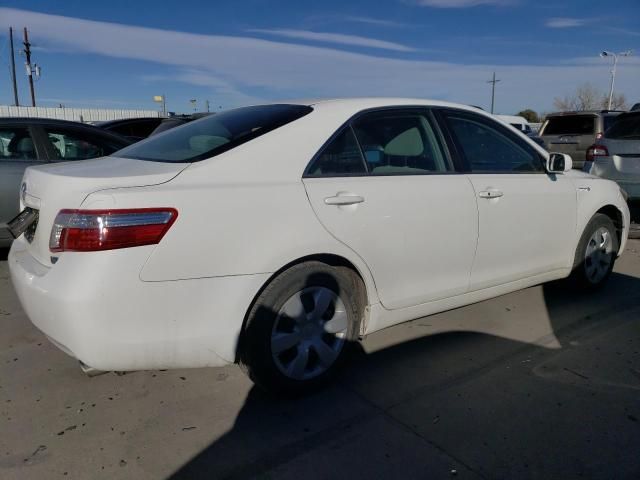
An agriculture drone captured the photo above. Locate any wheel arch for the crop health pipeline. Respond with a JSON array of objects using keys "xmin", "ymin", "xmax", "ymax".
[{"xmin": 235, "ymin": 253, "xmax": 374, "ymax": 363}]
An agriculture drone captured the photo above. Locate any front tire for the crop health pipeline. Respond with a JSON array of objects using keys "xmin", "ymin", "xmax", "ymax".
[
  {"xmin": 239, "ymin": 261, "xmax": 365, "ymax": 394},
  {"xmin": 570, "ymin": 213, "xmax": 619, "ymax": 289}
]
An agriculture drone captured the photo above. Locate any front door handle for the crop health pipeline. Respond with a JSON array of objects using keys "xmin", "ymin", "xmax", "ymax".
[
  {"xmin": 478, "ymin": 189, "xmax": 503, "ymax": 199},
  {"xmin": 324, "ymin": 194, "xmax": 365, "ymax": 206}
]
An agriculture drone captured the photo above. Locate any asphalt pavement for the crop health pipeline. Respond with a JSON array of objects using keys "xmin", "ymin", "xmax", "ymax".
[{"xmin": 1, "ymin": 242, "xmax": 639, "ymax": 480}]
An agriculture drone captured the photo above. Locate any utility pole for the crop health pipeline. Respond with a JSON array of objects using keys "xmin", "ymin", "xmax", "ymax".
[
  {"xmin": 23, "ymin": 27, "xmax": 36, "ymax": 107},
  {"xmin": 487, "ymin": 72, "xmax": 501, "ymax": 114},
  {"xmin": 9, "ymin": 27, "xmax": 19, "ymax": 106}
]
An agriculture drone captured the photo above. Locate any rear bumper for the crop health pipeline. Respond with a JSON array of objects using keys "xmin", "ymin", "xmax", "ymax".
[{"xmin": 8, "ymin": 238, "xmax": 269, "ymax": 371}]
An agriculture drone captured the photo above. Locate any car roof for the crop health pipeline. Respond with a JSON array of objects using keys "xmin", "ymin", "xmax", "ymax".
[
  {"xmin": 95, "ymin": 117, "xmax": 162, "ymax": 127},
  {"xmin": 545, "ymin": 110, "xmax": 624, "ymax": 117},
  {"xmin": 252, "ymin": 97, "xmax": 489, "ymax": 118},
  {"xmin": 0, "ymin": 117, "xmax": 133, "ymax": 144},
  {"xmin": 0, "ymin": 117, "xmax": 117, "ymax": 128}
]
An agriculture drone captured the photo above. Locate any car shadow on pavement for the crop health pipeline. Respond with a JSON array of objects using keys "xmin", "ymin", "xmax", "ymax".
[{"xmin": 169, "ymin": 270, "xmax": 640, "ymax": 480}]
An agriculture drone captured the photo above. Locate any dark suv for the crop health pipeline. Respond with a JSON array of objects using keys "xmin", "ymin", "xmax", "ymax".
[{"xmin": 539, "ymin": 110, "xmax": 623, "ymax": 169}]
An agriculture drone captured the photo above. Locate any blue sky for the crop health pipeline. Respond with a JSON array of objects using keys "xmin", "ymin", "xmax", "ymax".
[{"xmin": 0, "ymin": 0, "xmax": 638, "ymax": 114}]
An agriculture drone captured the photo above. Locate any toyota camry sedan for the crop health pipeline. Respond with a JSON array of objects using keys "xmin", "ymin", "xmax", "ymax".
[{"xmin": 8, "ymin": 99, "xmax": 630, "ymax": 393}]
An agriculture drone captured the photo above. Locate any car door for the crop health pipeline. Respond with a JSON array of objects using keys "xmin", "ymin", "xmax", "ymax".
[
  {"xmin": 303, "ymin": 108, "xmax": 478, "ymax": 310},
  {"xmin": 439, "ymin": 109, "xmax": 577, "ymax": 291},
  {"xmin": 0, "ymin": 125, "xmax": 46, "ymax": 242}
]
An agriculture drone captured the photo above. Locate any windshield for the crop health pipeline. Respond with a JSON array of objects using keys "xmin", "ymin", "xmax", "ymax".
[
  {"xmin": 116, "ymin": 104, "xmax": 313, "ymax": 162},
  {"xmin": 605, "ymin": 113, "xmax": 640, "ymax": 140}
]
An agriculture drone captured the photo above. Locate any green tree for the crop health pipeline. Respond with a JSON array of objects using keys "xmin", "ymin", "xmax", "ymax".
[{"xmin": 517, "ymin": 109, "xmax": 539, "ymax": 123}]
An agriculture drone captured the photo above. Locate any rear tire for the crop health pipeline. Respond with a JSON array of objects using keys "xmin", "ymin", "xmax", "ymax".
[
  {"xmin": 239, "ymin": 261, "xmax": 365, "ymax": 395},
  {"xmin": 569, "ymin": 213, "xmax": 618, "ymax": 289}
]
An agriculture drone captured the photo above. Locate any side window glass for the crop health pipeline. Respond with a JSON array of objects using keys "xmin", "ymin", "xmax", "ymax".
[
  {"xmin": 306, "ymin": 127, "xmax": 366, "ymax": 176},
  {"xmin": 352, "ymin": 111, "xmax": 449, "ymax": 175},
  {"xmin": 0, "ymin": 128, "xmax": 39, "ymax": 161},
  {"xmin": 45, "ymin": 129, "xmax": 116, "ymax": 160},
  {"xmin": 446, "ymin": 114, "xmax": 543, "ymax": 173}
]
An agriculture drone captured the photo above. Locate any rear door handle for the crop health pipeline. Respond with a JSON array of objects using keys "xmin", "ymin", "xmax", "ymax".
[
  {"xmin": 478, "ymin": 189, "xmax": 503, "ymax": 199},
  {"xmin": 324, "ymin": 194, "xmax": 365, "ymax": 206}
]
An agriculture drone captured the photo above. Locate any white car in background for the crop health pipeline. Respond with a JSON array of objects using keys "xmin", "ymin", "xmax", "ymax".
[{"xmin": 8, "ymin": 98, "xmax": 630, "ymax": 393}]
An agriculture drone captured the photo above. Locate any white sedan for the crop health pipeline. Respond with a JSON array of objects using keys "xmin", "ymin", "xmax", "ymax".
[{"xmin": 8, "ymin": 99, "xmax": 630, "ymax": 393}]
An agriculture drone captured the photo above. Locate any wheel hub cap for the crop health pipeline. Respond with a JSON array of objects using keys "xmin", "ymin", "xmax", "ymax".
[
  {"xmin": 271, "ymin": 286, "xmax": 348, "ymax": 381},
  {"xmin": 584, "ymin": 226, "xmax": 613, "ymax": 284}
]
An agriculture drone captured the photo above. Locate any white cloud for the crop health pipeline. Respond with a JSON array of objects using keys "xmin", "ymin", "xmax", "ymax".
[
  {"xmin": 413, "ymin": 0, "xmax": 514, "ymax": 8},
  {"xmin": 1, "ymin": 8, "xmax": 638, "ymax": 112},
  {"xmin": 341, "ymin": 16, "xmax": 407, "ymax": 27},
  {"xmin": 246, "ymin": 28, "xmax": 415, "ymax": 52},
  {"xmin": 545, "ymin": 17, "xmax": 589, "ymax": 28}
]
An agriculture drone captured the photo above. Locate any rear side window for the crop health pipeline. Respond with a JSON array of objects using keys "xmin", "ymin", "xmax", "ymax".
[
  {"xmin": 45, "ymin": 129, "xmax": 120, "ymax": 160},
  {"xmin": 117, "ymin": 104, "xmax": 312, "ymax": 163},
  {"xmin": 306, "ymin": 128, "xmax": 366, "ymax": 176},
  {"xmin": 602, "ymin": 115, "xmax": 620, "ymax": 133},
  {"xmin": 0, "ymin": 127, "xmax": 39, "ymax": 162},
  {"xmin": 353, "ymin": 111, "xmax": 449, "ymax": 174},
  {"xmin": 605, "ymin": 113, "xmax": 640, "ymax": 140},
  {"xmin": 542, "ymin": 116, "xmax": 595, "ymax": 135},
  {"xmin": 306, "ymin": 108, "xmax": 450, "ymax": 177}
]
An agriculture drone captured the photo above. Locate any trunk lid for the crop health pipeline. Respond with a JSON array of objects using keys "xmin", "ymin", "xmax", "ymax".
[{"xmin": 19, "ymin": 156, "xmax": 188, "ymax": 266}]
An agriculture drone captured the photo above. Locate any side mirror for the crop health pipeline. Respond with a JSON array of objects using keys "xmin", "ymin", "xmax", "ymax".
[{"xmin": 546, "ymin": 153, "xmax": 572, "ymax": 173}]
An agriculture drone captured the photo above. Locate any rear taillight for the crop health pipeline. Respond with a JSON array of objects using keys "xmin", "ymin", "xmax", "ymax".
[
  {"xmin": 50, "ymin": 208, "xmax": 178, "ymax": 252},
  {"xmin": 586, "ymin": 144, "xmax": 609, "ymax": 162}
]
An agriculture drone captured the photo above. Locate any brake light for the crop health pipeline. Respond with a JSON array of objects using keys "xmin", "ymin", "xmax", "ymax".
[
  {"xmin": 50, "ymin": 208, "xmax": 178, "ymax": 252},
  {"xmin": 586, "ymin": 144, "xmax": 609, "ymax": 162}
]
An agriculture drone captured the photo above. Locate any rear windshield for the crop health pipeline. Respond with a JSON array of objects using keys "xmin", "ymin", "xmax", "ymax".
[
  {"xmin": 605, "ymin": 113, "xmax": 640, "ymax": 140},
  {"xmin": 543, "ymin": 115, "xmax": 595, "ymax": 135},
  {"xmin": 116, "ymin": 104, "xmax": 313, "ymax": 162}
]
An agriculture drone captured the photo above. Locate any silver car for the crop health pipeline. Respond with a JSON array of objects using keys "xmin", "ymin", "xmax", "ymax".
[
  {"xmin": 0, "ymin": 118, "xmax": 131, "ymax": 247},
  {"xmin": 584, "ymin": 111, "xmax": 640, "ymax": 199}
]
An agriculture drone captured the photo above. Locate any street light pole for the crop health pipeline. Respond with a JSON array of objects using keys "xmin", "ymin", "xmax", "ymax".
[{"xmin": 600, "ymin": 50, "xmax": 633, "ymax": 110}]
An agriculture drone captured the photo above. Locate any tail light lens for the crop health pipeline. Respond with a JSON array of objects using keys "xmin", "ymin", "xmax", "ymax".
[
  {"xmin": 586, "ymin": 144, "xmax": 609, "ymax": 162},
  {"xmin": 50, "ymin": 208, "xmax": 178, "ymax": 252}
]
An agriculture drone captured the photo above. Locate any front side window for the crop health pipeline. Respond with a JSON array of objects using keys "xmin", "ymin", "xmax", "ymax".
[
  {"xmin": 445, "ymin": 112, "xmax": 543, "ymax": 173},
  {"xmin": 45, "ymin": 129, "xmax": 118, "ymax": 160},
  {"xmin": 117, "ymin": 104, "xmax": 312, "ymax": 163},
  {"xmin": 352, "ymin": 111, "xmax": 450, "ymax": 175},
  {"xmin": 0, "ymin": 127, "xmax": 38, "ymax": 161}
]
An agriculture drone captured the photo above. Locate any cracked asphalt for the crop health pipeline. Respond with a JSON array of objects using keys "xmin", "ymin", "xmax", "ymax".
[{"xmin": 1, "ymin": 241, "xmax": 639, "ymax": 479}]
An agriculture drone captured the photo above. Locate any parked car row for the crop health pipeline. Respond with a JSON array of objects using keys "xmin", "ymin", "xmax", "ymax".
[{"xmin": 6, "ymin": 98, "xmax": 630, "ymax": 393}]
